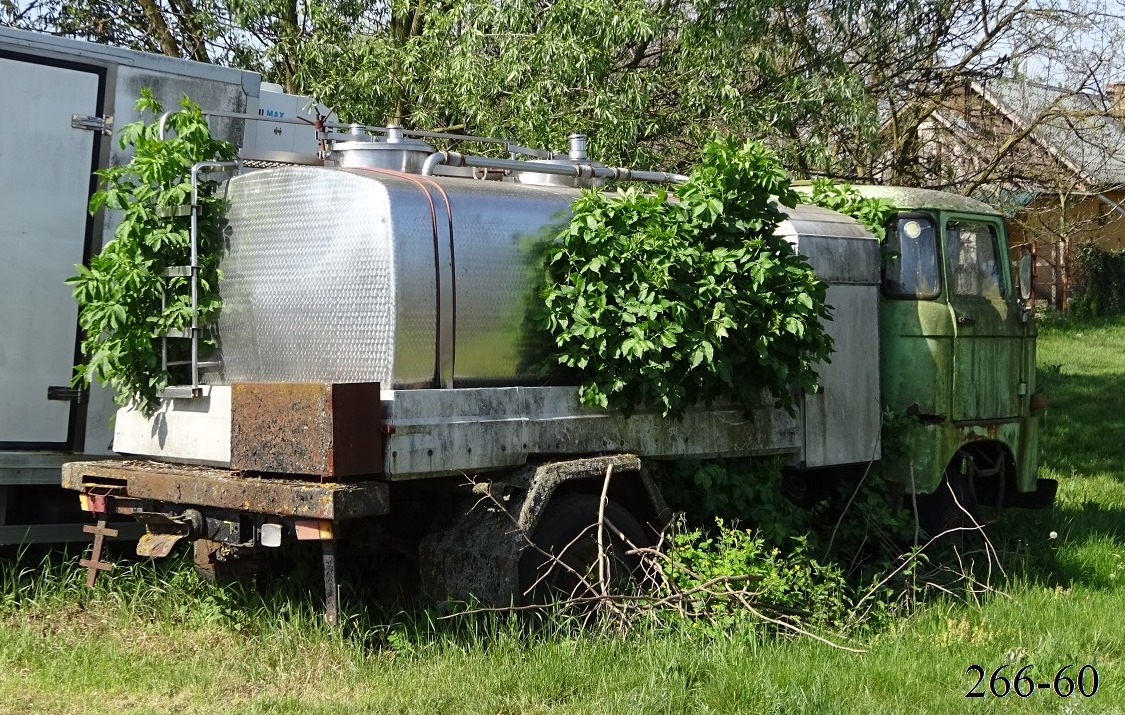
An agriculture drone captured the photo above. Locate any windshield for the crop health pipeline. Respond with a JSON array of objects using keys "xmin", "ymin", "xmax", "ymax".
[{"xmin": 883, "ymin": 215, "xmax": 941, "ymax": 299}]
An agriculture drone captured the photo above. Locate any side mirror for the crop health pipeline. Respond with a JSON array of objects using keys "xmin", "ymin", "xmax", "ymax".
[{"xmin": 1018, "ymin": 255, "xmax": 1033, "ymax": 301}]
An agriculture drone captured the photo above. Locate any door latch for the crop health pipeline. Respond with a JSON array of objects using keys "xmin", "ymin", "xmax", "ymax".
[
  {"xmin": 47, "ymin": 386, "xmax": 84, "ymax": 403},
  {"xmin": 72, "ymin": 113, "xmax": 113, "ymax": 135}
]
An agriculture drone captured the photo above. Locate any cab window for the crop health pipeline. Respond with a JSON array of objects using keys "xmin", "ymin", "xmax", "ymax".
[
  {"xmin": 944, "ymin": 221, "xmax": 1004, "ymax": 299},
  {"xmin": 883, "ymin": 215, "xmax": 940, "ymax": 299}
]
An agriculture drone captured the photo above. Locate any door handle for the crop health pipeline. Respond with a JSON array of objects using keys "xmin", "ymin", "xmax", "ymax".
[{"xmin": 956, "ymin": 314, "xmax": 976, "ymax": 326}]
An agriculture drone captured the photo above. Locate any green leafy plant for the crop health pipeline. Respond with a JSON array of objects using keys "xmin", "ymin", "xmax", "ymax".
[
  {"xmin": 68, "ymin": 90, "xmax": 236, "ymax": 415},
  {"xmin": 661, "ymin": 457, "xmax": 811, "ymax": 546},
  {"xmin": 665, "ymin": 518, "xmax": 852, "ymax": 631},
  {"xmin": 804, "ymin": 177, "xmax": 894, "ymax": 241},
  {"xmin": 541, "ymin": 138, "xmax": 834, "ymax": 418}
]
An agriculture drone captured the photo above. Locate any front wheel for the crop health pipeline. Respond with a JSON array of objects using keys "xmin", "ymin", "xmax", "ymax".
[{"xmin": 915, "ymin": 457, "xmax": 982, "ymax": 539}]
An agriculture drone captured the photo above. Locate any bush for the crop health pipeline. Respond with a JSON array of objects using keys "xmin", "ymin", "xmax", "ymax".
[
  {"xmin": 1069, "ymin": 242, "xmax": 1125, "ymax": 316},
  {"xmin": 68, "ymin": 90, "xmax": 235, "ymax": 414},
  {"xmin": 803, "ymin": 178, "xmax": 894, "ymax": 241},
  {"xmin": 541, "ymin": 138, "xmax": 834, "ymax": 418},
  {"xmin": 664, "ymin": 519, "xmax": 852, "ymax": 632}
]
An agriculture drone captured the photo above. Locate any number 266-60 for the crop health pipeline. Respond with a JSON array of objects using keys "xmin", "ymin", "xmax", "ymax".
[{"xmin": 966, "ymin": 663, "xmax": 1099, "ymax": 698}]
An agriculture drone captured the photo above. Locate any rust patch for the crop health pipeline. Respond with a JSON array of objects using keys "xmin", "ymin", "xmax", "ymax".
[
  {"xmin": 230, "ymin": 382, "xmax": 382, "ymax": 481},
  {"xmin": 958, "ymin": 422, "xmax": 1002, "ymax": 442}
]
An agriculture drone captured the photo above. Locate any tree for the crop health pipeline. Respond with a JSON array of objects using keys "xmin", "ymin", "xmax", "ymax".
[
  {"xmin": 7, "ymin": 0, "xmax": 1125, "ymax": 190},
  {"xmin": 1, "ymin": 0, "xmax": 871, "ymax": 168}
]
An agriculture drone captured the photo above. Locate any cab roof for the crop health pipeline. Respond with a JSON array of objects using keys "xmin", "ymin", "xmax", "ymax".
[
  {"xmin": 854, "ymin": 185, "xmax": 1001, "ymax": 216},
  {"xmin": 794, "ymin": 183, "xmax": 1002, "ymax": 217}
]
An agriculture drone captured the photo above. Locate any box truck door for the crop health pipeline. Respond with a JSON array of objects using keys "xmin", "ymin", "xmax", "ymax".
[{"xmin": 0, "ymin": 57, "xmax": 101, "ymax": 446}]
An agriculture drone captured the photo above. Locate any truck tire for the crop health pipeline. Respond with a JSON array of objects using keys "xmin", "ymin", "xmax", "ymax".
[
  {"xmin": 518, "ymin": 493, "xmax": 648, "ymax": 606},
  {"xmin": 916, "ymin": 460, "xmax": 981, "ymax": 539}
]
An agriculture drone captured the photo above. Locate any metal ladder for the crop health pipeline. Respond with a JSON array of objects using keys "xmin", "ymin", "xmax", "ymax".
[{"xmin": 159, "ymin": 159, "xmax": 239, "ymax": 399}]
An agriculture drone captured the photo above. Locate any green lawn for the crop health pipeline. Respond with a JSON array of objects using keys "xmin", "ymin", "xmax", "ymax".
[{"xmin": 2, "ymin": 316, "xmax": 1124, "ymax": 714}]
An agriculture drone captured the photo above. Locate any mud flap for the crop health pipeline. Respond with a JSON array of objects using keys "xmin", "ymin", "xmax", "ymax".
[{"xmin": 134, "ymin": 512, "xmax": 193, "ymax": 558}]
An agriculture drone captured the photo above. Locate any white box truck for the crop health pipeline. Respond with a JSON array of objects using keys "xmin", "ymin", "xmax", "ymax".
[{"xmin": 0, "ymin": 26, "xmax": 322, "ymax": 543}]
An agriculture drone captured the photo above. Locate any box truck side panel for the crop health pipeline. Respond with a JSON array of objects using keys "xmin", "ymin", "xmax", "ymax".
[{"xmin": 0, "ymin": 56, "xmax": 103, "ymax": 447}]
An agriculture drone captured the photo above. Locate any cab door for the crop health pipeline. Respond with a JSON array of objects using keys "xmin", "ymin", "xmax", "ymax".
[{"xmin": 942, "ymin": 215, "xmax": 1023, "ymax": 421}]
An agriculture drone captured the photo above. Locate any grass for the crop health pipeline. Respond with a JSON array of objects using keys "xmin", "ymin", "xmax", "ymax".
[{"xmin": 3, "ymin": 316, "xmax": 1125, "ymax": 714}]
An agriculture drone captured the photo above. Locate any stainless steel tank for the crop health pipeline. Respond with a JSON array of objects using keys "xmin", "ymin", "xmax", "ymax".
[
  {"xmin": 217, "ymin": 166, "xmax": 580, "ymax": 388},
  {"xmin": 216, "ymin": 166, "xmax": 875, "ymax": 393}
]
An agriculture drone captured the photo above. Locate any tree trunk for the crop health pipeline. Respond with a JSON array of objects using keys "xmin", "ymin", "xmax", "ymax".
[{"xmin": 136, "ymin": 0, "xmax": 181, "ymax": 58}]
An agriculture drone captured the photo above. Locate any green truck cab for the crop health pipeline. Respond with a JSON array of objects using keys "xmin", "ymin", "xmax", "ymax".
[{"xmin": 856, "ymin": 186, "xmax": 1054, "ymax": 528}]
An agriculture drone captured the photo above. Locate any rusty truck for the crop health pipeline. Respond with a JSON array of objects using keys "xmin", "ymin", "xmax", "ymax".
[
  {"xmin": 0, "ymin": 26, "xmax": 325, "ymax": 545},
  {"xmin": 54, "ymin": 101, "xmax": 1056, "ymax": 616}
]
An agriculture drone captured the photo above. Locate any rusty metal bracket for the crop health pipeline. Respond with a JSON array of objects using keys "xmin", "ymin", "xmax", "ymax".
[
  {"xmin": 79, "ymin": 521, "xmax": 118, "ymax": 587},
  {"xmin": 134, "ymin": 512, "xmax": 193, "ymax": 558}
]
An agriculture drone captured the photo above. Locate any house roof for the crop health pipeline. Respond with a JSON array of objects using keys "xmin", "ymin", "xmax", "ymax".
[{"xmin": 974, "ymin": 78, "xmax": 1125, "ymax": 188}]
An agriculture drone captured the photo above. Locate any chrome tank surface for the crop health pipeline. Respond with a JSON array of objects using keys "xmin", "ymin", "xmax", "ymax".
[{"xmin": 217, "ymin": 166, "xmax": 578, "ymax": 387}]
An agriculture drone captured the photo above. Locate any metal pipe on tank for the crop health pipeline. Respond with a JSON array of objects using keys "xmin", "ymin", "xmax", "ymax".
[{"xmin": 421, "ymin": 151, "xmax": 687, "ymax": 184}]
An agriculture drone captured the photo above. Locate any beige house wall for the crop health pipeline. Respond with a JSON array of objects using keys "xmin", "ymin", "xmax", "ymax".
[{"xmin": 1007, "ymin": 191, "xmax": 1125, "ymax": 305}]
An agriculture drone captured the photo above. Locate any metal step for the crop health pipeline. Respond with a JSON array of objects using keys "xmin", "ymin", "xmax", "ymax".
[{"xmin": 164, "ymin": 360, "xmax": 221, "ymax": 369}]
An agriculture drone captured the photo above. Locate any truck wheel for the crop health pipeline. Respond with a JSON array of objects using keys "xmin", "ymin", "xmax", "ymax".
[
  {"xmin": 915, "ymin": 460, "xmax": 981, "ymax": 539},
  {"xmin": 518, "ymin": 493, "xmax": 649, "ymax": 606}
]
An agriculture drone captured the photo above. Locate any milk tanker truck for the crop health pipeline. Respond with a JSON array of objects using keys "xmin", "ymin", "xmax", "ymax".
[{"xmin": 54, "ymin": 87, "xmax": 1053, "ymax": 617}]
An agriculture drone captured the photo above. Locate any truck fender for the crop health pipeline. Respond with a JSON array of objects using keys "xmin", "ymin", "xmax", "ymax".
[
  {"xmin": 417, "ymin": 454, "xmax": 670, "ymax": 606},
  {"xmin": 510, "ymin": 454, "xmax": 671, "ymax": 535}
]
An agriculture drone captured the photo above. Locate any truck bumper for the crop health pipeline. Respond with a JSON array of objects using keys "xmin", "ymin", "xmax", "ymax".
[
  {"xmin": 1007, "ymin": 477, "xmax": 1058, "ymax": 510},
  {"xmin": 62, "ymin": 460, "xmax": 389, "ymax": 520}
]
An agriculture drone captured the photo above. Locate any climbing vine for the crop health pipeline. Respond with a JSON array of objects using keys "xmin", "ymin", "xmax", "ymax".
[
  {"xmin": 541, "ymin": 138, "xmax": 834, "ymax": 418},
  {"xmin": 68, "ymin": 90, "xmax": 235, "ymax": 415}
]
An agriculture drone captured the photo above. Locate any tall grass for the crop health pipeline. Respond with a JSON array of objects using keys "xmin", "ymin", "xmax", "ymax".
[{"xmin": 2, "ymin": 315, "xmax": 1124, "ymax": 713}]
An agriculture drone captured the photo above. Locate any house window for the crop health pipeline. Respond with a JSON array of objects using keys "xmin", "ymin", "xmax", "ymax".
[
  {"xmin": 884, "ymin": 215, "xmax": 941, "ymax": 299},
  {"xmin": 944, "ymin": 220, "xmax": 1004, "ymax": 299}
]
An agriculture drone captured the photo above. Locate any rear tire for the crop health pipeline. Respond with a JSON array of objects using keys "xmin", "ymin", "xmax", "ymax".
[{"xmin": 518, "ymin": 493, "xmax": 649, "ymax": 606}]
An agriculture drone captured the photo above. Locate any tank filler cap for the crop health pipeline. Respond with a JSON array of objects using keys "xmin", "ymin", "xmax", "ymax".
[
  {"xmin": 326, "ymin": 124, "xmax": 436, "ymax": 173},
  {"xmin": 567, "ymin": 133, "xmax": 588, "ymax": 161}
]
